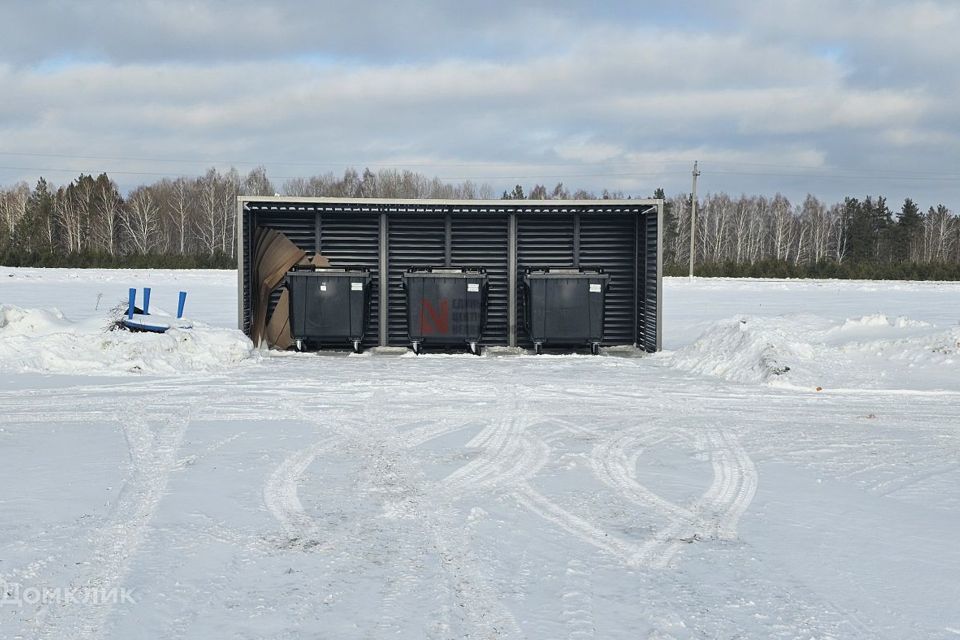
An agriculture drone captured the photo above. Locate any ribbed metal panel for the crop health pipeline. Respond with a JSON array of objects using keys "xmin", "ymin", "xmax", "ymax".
[
  {"xmin": 318, "ymin": 212, "xmax": 382, "ymax": 348},
  {"xmin": 516, "ymin": 215, "xmax": 576, "ymax": 268},
  {"xmin": 255, "ymin": 212, "xmax": 315, "ymax": 251},
  {"xmin": 239, "ymin": 198, "xmax": 661, "ymax": 352},
  {"xmin": 451, "ymin": 214, "xmax": 509, "ymax": 345},
  {"xmin": 516, "ymin": 215, "xmax": 576, "ymax": 347},
  {"xmin": 579, "ymin": 214, "xmax": 637, "ymax": 345},
  {"xmin": 241, "ymin": 210, "xmax": 254, "ymax": 335},
  {"xmin": 387, "ymin": 215, "xmax": 446, "ymax": 346},
  {"xmin": 639, "ymin": 211, "xmax": 660, "ymax": 352}
]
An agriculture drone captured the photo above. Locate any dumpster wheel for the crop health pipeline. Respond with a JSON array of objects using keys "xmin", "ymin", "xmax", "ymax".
[
  {"xmin": 590, "ymin": 342, "xmax": 600, "ymax": 356},
  {"xmin": 469, "ymin": 341, "xmax": 482, "ymax": 356},
  {"xmin": 534, "ymin": 342, "xmax": 543, "ymax": 356},
  {"xmin": 411, "ymin": 341, "xmax": 421, "ymax": 355},
  {"xmin": 352, "ymin": 340, "xmax": 362, "ymax": 354},
  {"xmin": 295, "ymin": 339, "xmax": 304, "ymax": 352}
]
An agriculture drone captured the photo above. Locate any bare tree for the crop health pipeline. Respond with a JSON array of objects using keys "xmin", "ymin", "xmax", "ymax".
[
  {"xmin": 244, "ymin": 166, "xmax": 274, "ymax": 196},
  {"xmin": 0, "ymin": 182, "xmax": 29, "ymax": 244},
  {"xmin": 669, "ymin": 195, "xmax": 690, "ymax": 265},
  {"xmin": 122, "ymin": 187, "xmax": 161, "ymax": 254},
  {"xmin": 801, "ymin": 195, "xmax": 829, "ymax": 263},
  {"xmin": 54, "ymin": 187, "xmax": 82, "ymax": 252},
  {"xmin": 168, "ymin": 177, "xmax": 194, "ymax": 255},
  {"xmin": 196, "ymin": 169, "xmax": 222, "ymax": 256},
  {"xmin": 831, "ymin": 203, "xmax": 848, "ymax": 263},
  {"xmin": 769, "ymin": 194, "xmax": 793, "ymax": 261},
  {"xmin": 924, "ymin": 205, "xmax": 954, "ymax": 262},
  {"xmin": 222, "ymin": 168, "xmax": 240, "ymax": 257},
  {"xmin": 94, "ymin": 176, "xmax": 122, "ymax": 256}
]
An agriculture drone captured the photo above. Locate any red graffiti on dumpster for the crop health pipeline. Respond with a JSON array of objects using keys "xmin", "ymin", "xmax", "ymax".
[{"xmin": 420, "ymin": 298, "xmax": 450, "ymax": 335}]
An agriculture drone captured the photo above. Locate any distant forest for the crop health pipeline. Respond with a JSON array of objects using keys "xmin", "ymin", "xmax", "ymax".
[{"xmin": 0, "ymin": 167, "xmax": 958, "ymax": 280}]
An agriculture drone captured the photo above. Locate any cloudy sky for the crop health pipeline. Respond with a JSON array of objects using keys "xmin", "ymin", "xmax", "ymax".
[{"xmin": 1, "ymin": 0, "xmax": 958, "ymax": 206}]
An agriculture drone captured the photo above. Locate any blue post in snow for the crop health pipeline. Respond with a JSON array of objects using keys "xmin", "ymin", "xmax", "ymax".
[
  {"xmin": 177, "ymin": 291, "xmax": 187, "ymax": 319},
  {"xmin": 143, "ymin": 287, "xmax": 151, "ymax": 314},
  {"xmin": 127, "ymin": 288, "xmax": 136, "ymax": 319}
]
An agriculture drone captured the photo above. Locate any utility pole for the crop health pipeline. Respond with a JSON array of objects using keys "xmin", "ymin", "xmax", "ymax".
[{"xmin": 689, "ymin": 160, "xmax": 700, "ymax": 279}]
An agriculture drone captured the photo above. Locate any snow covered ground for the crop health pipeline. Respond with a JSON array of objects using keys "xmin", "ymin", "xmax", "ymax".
[{"xmin": 1, "ymin": 268, "xmax": 959, "ymax": 639}]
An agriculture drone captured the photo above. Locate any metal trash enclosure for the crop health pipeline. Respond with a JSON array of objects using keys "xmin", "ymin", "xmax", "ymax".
[{"xmin": 237, "ymin": 197, "xmax": 663, "ymax": 352}]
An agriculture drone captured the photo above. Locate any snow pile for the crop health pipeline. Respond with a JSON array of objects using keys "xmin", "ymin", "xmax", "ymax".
[
  {"xmin": 665, "ymin": 313, "xmax": 960, "ymax": 391},
  {"xmin": 665, "ymin": 315, "xmax": 825, "ymax": 385},
  {"xmin": 834, "ymin": 313, "xmax": 930, "ymax": 332},
  {"xmin": 0, "ymin": 305, "xmax": 258, "ymax": 376}
]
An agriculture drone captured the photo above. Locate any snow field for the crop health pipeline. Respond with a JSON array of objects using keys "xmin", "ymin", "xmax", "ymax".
[{"xmin": 1, "ymin": 269, "xmax": 959, "ymax": 638}]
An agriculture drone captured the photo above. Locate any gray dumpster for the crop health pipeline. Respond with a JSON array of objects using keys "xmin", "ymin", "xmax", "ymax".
[
  {"xmin": 523, "ymin": 268, "xmax": 610, "ymax": 355},
  {"xmin": 286, "ymin": 268, "xmax": 371, "ymax": 352},
  {"xmin": 402, "ymin": 268, "xmax": 488, "ymax": 355}
]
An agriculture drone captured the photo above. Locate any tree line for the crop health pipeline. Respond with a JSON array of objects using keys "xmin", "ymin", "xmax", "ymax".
[
  {"xmin": 657, "ymin": 189, "xmax": 960, "ymax": 279},
  {"xmin": 0, "ymin": 168, "xmax": 958, "ymax": 279}
]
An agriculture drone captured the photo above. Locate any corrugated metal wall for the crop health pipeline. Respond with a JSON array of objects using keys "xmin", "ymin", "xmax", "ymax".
[
  {"xmin": 516, "ymin": 215, "xmax": 575, "ymax": 347},
  {"xmin": 451, "ymin": 214, "xmax": 509, "ymax": 345},
  {"xmin": 241, "ymin": 213, "xmax": 254, "ymax": 336},
  {"xmin": 639, "ymin": 210, "xmax": 660, "ymax": 352},
  {"xmin": 241, "ymin": 200, "xmax": 660, "ymax": 351},
  {"xmin": 318, "ymin": 213, "xmax": 381, "ymax": 348},
  {"xmin": 579, "ymin": 214, "xmax": 637, "ymax": 346},
  {"xmin": 387, "ymin": 215, "xmax": 446, "ymax": 346}
]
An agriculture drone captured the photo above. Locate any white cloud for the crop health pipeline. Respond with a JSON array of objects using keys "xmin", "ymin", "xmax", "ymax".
[{"xmin": 0, "ymin": 2, "xmax": 957, "ymax": 206}]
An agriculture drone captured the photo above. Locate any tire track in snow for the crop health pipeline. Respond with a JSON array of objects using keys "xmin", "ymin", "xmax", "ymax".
[
  {"xmin": 442, "ymin": 415, "xmax": 519, "ymax": 491},
  {"xmin": 555, "ymin": 425, "xmax": 760, "ymax": 569},
  {"xmin": 432, "ymin": 526, "xmax": 523, "ymax": 639},
  {"xmin": 562, "ymin": 559, "xmax": 595, "ymax": 639},
  {"xmin": 513, "ymin": 485, "xmax": 644, "ymax": 564},
  {"xmin": 362, "ymin": 411, "xmax": 522, "ymax": 639},
  {"xmin": 631, "ymin": 429, "xmax": 757, "ymax": 568},
  {"xmin": 591, "ymin": 427, "xmax": 702, "ymax": 568},
  {"xmin": 168, "ymin": 412, "xmax": 355, "ymax": 637},
  {"xmin": 429, "ymin": 400, "xmax": 549, "ymax": 636},
  {"xmin": 714, "ymin": 431, "xmax": 758, "ymax": 540},
  {"xmin": 403, "ymin": 418, "xmax": 477, "ymax": 448},
  {"xmin": 441, "ymin": 410, "xmax": 549, "ymax": 498},
  {"xmin": 450, "ymin": 414, "xmax": 657, "ymax": 570},
  {"xmin": 590, "ymin": 429, "xmax": 693, "ymax": 524},
  {"xmin": 262, "ymin": 435, "xmax": 343, "ymax": 548},
  {"xmin": 36, "ymin": 407, "xmax": 192, "ymax": 640},
  {"xmin": 261, "ymin": 408, "xmax": 375, "ymax": 551},
  {"xmin": 262, "ymin": 407, "xmax": 520, "ymax": 638}
]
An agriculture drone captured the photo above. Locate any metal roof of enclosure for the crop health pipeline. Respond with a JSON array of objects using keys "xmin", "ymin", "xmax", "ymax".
[{"xmin": 237, "ymin": 196, "xmax": 663, "ymax": 352}]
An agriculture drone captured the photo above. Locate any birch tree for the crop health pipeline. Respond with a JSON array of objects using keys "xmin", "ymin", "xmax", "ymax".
[
  {"xmin": 122, "ymin": 187, "xmax": 161, "ymax": 254},
  {"xmin": 94, "ymin": 175, "xmax": 122, "ymax": 256}
]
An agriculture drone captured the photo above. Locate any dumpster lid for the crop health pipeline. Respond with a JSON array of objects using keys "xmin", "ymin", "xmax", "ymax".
[
  {"xmin": 403, "ymin": 267, "xmax": 487, "ymax": 277},
  {"xmin": 289, "ymin": 267, "xmax": 370, "ymax": 275},
  {"xmin": 526, "ymin": 268, "xmax": 607, "ymax": 277}
]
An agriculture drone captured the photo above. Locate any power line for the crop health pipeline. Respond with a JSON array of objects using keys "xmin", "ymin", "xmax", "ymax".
[
  {"xmin": 2, "ymin": 150, "xmax": 958, "ymax": 178},
  {"xmin": 0, "ymin": 150, "xmax": 695, "ymax": 170},
  {"xmin": 698, "ymin": 160, "xmax": 960, "ymax": 177},
  {"xmin": 708, "ymin": 170, "xmax": 960, "ymax": 183},
  {"xmin": 0, "ymin": 164, "xmax": 688, "ymax": 182},
  {"xmin": 435, "ymin": 171, "xmax": 679, "ymax": 181},
  {"xmin": 0, "ymin": 161, "xmax": 958, "ymax": 187}
]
